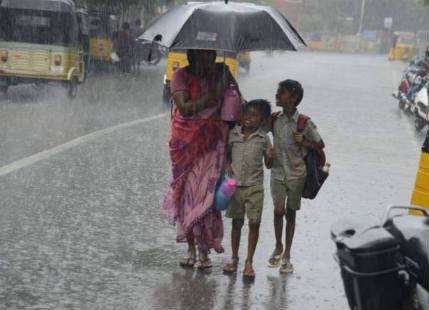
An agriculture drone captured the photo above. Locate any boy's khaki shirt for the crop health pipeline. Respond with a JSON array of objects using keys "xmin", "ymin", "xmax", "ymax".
[
  {"xmin": 228, "ymin": 126, "xmax": 272, "ymax": 186},
  {"xmin": 272, "ymin": 110, "xmax": 322, "ymax": 181}
]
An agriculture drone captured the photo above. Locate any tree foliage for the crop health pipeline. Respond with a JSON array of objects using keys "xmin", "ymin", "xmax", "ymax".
[{"xmin": 77, "ymin": 0, "xmax": 171, "ymax": 24}]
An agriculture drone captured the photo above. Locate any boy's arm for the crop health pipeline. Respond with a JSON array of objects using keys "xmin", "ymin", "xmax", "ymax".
[
  {"xmin": 294, "ymin": 119, "xmax": 325, "ymax": 150},
  {"xmin": 269, "ymin": 111, "xmax": 281, "ymax": 132},
  {"xmin": 263, "ymin": 136, "xmax": 274, "ymax": 169},
  {"xmin": 299, "ymin": 137, "xmax": 325, "ymax": 150}
]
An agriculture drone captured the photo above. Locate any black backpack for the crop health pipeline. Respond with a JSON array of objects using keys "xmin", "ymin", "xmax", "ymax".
[{"xmin": 297, "ymin": 114, "xmax": 329, "ymax": 199}]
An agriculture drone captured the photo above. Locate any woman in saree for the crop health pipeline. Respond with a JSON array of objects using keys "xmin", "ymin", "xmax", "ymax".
[{"xmin": 161, "ymin": 49, "xmax": 239, "ymax": 269}]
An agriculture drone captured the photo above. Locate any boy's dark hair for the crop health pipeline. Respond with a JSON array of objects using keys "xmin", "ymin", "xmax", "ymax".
[
  {"xmin": 243, "ymin": 99, "xmax": 272, "ymax": 120},
  {"xmin": 278, "ymin": 79, "xmax": 304, "ymax": 106}
]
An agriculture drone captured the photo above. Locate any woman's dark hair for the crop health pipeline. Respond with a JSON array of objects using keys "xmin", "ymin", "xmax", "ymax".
[
  {"xmin": 186, "ymin": 49, "xmax": 216, "ymax": 66},
  {"xmin": 122, "ymin": 22, "xmax": 130, "ymax": 30},
  {"xmin": 186, "ymin": 49, "xmax": 196, "ymax": 65},
  {"xmin": 244, "ymin": 99, "xmax": 271, "ymax": 120},
  {"xmin": 278, "ymin": 79, "xmax": 304, "ymax": 106}
]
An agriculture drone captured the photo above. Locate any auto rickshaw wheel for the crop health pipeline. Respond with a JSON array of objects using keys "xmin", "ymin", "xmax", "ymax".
[
  {"xmin": 68, "ymin": 77, "xmax": 78, "ymax": 99},
  {"xmin": 242, "ymin": 62, "xmax": 250, "ymax": 72},
  {"xmin": 163, "ymin": 84, "xmax": 171, "ymax": 104},
  {"xmin": 415, "ymin": 117, "xmax": 426, "ymax": 132}
]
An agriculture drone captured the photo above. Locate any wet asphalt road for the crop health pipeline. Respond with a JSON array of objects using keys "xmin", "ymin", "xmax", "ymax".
[{"xmin": 0, "ymin": 52, "xmax": 426, "ymax": 310}]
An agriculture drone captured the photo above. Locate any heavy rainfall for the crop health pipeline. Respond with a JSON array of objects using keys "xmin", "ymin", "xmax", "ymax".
[{"xmin": 0, "ymin": 0, "xmax": 428, "ymax": 310}]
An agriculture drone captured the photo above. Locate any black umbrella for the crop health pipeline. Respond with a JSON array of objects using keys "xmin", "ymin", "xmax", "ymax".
[{"xmin": 139, "ymin": 1, "xmax": 306, "ymax": 52}]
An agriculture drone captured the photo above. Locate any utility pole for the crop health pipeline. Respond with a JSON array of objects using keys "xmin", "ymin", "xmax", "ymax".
[{"xmin": 357, "ymin": 0, "xmax": 366, "ymax": 35}]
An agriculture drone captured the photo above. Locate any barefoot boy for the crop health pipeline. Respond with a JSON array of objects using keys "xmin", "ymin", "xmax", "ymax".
[
  {"xmin": 268, "ymin": 79, "xmax": 325, "ymax": 274},
  {"xmin": 223, "ymin": 99, "xmax": 273, "ymax": 279}
]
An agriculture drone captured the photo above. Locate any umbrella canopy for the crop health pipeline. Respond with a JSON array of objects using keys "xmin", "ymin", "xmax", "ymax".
[{"xmin": 139, "ymin": 1, "xmax": 306, "ymax": 52}]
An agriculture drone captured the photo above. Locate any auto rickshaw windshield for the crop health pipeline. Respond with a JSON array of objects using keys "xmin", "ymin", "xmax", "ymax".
[
  {"xmin": 398, "ymin": 36, "xmax": 416, "ymax": 45},
  {"xmin": 0, "ymin": 7, "xmax": 77, "ymax": 46},
  {"xmin": 89, "ymin": 16, "xmax": 109, "ymax": 38}
]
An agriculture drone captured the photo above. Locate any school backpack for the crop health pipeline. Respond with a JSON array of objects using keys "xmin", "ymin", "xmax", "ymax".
[{"xmin": 297, "ymin": 114, "xmax": 329, "ymax": 199}]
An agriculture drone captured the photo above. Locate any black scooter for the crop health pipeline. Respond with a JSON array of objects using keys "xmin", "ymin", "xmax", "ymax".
[{"xmin": 331, "ymin": 205, "xmax": 429, "ymax": 310}]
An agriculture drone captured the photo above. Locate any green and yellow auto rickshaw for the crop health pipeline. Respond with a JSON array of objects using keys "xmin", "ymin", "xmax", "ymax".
[
  {"xmin": 88, "ymin": 11, "xmax": 118, "ymax": 63},
  {"xmin": 0, "ymin": 0, "xmax": 88, "ymax": 98}
]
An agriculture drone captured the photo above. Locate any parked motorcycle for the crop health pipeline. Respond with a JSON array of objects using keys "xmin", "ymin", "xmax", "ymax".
[
  {"xmin": 414, "ymin": 78, "xmax": 429, "ymax": 131},
  {"xmin": 393, "ymin": 59, "xmax": 427, "ymax": 112},
  {"xmin": 331, "ymin": 205, "xmax": 429, "ymax": 310}
]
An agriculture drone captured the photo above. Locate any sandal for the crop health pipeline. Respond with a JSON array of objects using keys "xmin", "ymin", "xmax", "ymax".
[
  {"xmin": 243, "ymin": 265, "xmax": 255, "ymax": 279},
  {"xmin": 223, "ymin": 259, "xmax": 239, "ymax": 274},
  {"xmin": 197, "ymin": 258, "xmax": 212, "ymax": 270},
  {"xmin": 279, "ymin": 257, "xmax": 294, "ymax": 274},
  {"xmin": 267, "ymin": 252, "xmax": 282, "ymax": 268},
  {"xmin": 179, "ymin": 253, "xmax": 196, "ymax": 268}
]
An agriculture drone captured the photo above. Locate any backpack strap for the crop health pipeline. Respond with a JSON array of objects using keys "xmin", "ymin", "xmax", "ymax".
[{"xmin": 297, "ymin": 114, "xmax": 309, "ymax": 133}]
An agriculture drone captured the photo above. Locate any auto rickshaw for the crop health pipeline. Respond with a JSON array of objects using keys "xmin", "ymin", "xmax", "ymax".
[
  {"xmin": 410, "ymin": 128, "xmax": 429, "ymax": 214},
  {"xmin": 307, "ymin": 32, "xmax": 323, "ymax": 50},
  {"xmin": 388, "ymin": 32, "xmax": 416, "ymax": 61},
  {"xmin": 237, "ymin": 51, "xmax": 251, "ymax": 72},
  {"xmin": 0, "ymin": 0, "xmax": 88, "ymax": 98},
  {"xmin": 88, "ymin": 12, "xmax": 118, "ymax": 63},
  {"xmin": 162, "ymin": 50, "xmax": 239, "ymax": 103}
]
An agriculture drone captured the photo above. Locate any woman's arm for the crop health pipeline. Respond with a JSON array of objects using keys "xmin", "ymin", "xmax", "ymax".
[
  {"xmin": 172, "ymin": 89, "xmax": 216, "ymax": 117},
  {"xmin": 173, "ymin": 70, "xmax": 229, "ymax": 117}
]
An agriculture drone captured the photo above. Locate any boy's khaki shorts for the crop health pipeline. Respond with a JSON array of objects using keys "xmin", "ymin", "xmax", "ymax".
[
  {"xmin": 225, "ymin": 184, "xmax": 264, "ymax": 223},
  {"xmin": 271, "ymin": 177, "xmax": 306, "ymax": 211}
]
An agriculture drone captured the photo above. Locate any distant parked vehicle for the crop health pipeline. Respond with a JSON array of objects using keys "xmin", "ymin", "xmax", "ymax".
[
  {"xmin": 307, "ymin": 32, "xmax": 323, "ymax": 50},
  {"xmin": 388, "ymin": 32, "xmax": 416, "ymax": 61},
  {"xmin": 88, "ymin": 12, "xmax": 118, "ymax": 64}
]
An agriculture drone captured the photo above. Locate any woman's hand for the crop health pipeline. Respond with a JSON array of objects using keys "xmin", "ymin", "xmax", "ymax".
[
  {"xmin": 173, "ymin": 90, "xmax": 212, "ymax": 117},
  {"xmin": 225, "ymin": 162, "xmax": 233, "ymax": 176}
]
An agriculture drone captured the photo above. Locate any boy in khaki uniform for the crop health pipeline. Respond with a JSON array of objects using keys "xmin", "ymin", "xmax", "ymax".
[
  {"xmin": 268, "ymin": 80, "xmax": 325, "ymax": 273},
  {"xmin": 223, "ymin": 100, "xmax": 273, "ymax": 279}
]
